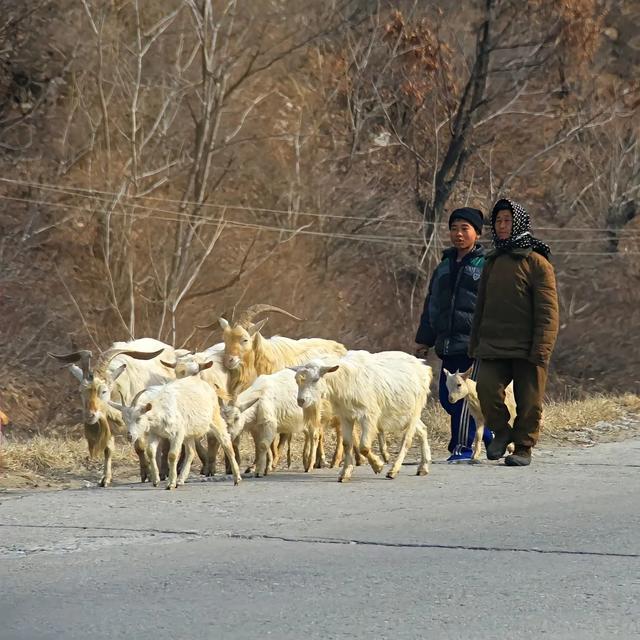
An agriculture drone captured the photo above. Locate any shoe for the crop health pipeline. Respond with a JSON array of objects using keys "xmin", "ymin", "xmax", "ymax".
[
  {"xmin": 504, "ymin": 446, "xmax": 532, "ymax": 466},
  {"xmin": 486, "ymin": 431, "xmax": 512, "ymax": 460},
  {"xmin": 447, "ymin": 452, "xmax": 473, "ymax": 464}
]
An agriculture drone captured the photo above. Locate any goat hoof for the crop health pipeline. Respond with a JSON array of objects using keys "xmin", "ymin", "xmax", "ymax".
[
  {"xmin": 153, "ymin": 481, "xmax": 159, "ymax": 487},
  {"xmin": 166, "ymin": 484, "xmax": 176, "ymax": 490},
  {"xmin": 416, "ymin": 465, "xmax": 429, "ymax": 476},
  {"xmin": 385, "ymin": 471, "xmax": 397, "ymax": 479},
  {"xmin": 98, "ymin": 477, "xmax": 110, "ymax": 487}
]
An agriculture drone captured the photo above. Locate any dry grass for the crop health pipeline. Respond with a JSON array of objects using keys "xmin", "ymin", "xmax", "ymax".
[
  {"xmin": 542, "ymin": 394, "xmax": 630, "ymax": 435},
  {"xmin": 0, "ymin": 436, "xmax": 139, "ymax": 488},
  {"xmin": 0, "ymin": 394, "xmax": 638, "ymax": 488}
]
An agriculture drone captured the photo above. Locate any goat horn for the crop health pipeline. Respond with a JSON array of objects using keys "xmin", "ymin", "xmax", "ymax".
[
  {"xmin": 236, "ymin": 304, "xmax": 302, "ymax": 328},
  {"xmin": 48, "ymin": 350, "xmax": 92, "ymax": 380},
  {"xmin": 100, "ymin": 348, "xmax": 165, "ymax": 368},
  {"xmin": 131, "ymin": 387, "xmax": 151, "ymax": 407},
  {"xmin": 119, "ymin": 391, "xmax": 127, "ymax": 407},
  {"xmin": 160, "ymin": 360, "xmax": 177, "ymax": 369},
  {"xmin": 194, "ymin": 320, "xmax": 220, "ymax": 331}
]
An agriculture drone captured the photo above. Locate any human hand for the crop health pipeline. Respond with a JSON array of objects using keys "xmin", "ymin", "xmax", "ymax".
[{"xmin": 414, "ymin": 345, "xmax": 430, "ymax": 359}]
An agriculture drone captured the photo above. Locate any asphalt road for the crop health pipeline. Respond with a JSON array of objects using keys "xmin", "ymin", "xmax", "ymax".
[{"xmin": 0, "ymin": 440, "xmax": 638, "ymax": 640}]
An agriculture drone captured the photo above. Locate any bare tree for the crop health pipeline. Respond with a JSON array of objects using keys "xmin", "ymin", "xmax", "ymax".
[
  {"xmin": 56, "ymin": 0, "xmax": 357, "ymax": 346},
  {"xmin": 563, "ymin": 110, "xmax": 640, "ymax": 250},
  {"xmin": 318, "ymin": 1, "xmax": 607, "ymax": 244}
]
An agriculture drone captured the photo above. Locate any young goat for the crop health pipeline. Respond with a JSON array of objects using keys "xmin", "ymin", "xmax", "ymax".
[
  {"xmin": 292, "ymin": 351, "xmax": 433, "ymax": 482},
  {"xmin": 444, "ymin": 367, "xmax": 516, "ymax": 461},
  {"xmin": 109, "ymin": 376, "xmax": 241, "ymax": 489},
  {"xmin": 219, "ymin": 369, "xmax": 341, "ymax": 477}
]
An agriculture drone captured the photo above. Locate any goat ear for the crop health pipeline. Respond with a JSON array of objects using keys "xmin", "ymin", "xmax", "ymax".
[
  {"xmin": 249, "ymin": 318, "xmax": 268, "ymax": 336},
  {"xmin": 288, "ymin": 366, "xmax": 301, "ymax": 373},
  {"xmin": 69, "ymin": 364, "xmax": 84, "ymax": 382},
  {"xmin": 320, "ymin": 365, "xmax": 339, "ymax": 376},
  {"xmin": 443, "ymin": 368, "xmax": 451, "ymax": 377},
  {"xmin": 160, "ymin": 360, "xmax": 176, "ymax": 369},
  {"xmin": 111, "ymin": 363, "xmax": 127, "ymax": 381},
  {"xmin": 199, "ymin": 361, "xmax": 214, "ymax": 372},
  {"xmin": 460, "ymin": 367, "xmax": 473, "ymax": 380},
  {"xmin": 107, "ymin": 400, "xmax": 123, "ymax": 412},
  {"xmin": 218, "ymin": 317, "xmax": 230, "ymax": 330},
  {"xmin": 141, "ymin": 403, "xmax": 152, "ymax": 414}
]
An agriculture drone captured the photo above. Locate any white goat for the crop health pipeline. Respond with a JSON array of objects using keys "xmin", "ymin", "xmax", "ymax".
[
  {"xmin": 162, "ymin": 343, "xmax": 228, "ymax": 390},
  {"xmin": 219, "ymin": 368, "xmax": 340, "ymax": 476},
  {"xmin": 109, "ymin": 376, "xmax": 241, "ymax": 489},
  {"xmin": 292, "ymin": 350, "xmax": 433, "ymax": 482},
  {"xmin": 444, "ymin": 368, "xmax": 516, "ymax": 461},
  {"xmin": 48, "ymin": 338, "xmax": 186, "ymax": 486},
  {"xmin": 160, "ymin": 343, "xmax": 237, "ymax": 475}
]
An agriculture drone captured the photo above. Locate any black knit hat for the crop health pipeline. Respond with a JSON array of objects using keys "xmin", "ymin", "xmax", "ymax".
[{"xmin": 448, "ymin": 207, "xmax": 484, "ymax": 234}]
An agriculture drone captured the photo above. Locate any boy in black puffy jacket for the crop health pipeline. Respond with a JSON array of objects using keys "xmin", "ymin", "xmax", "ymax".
[{"xmin": 415, "ymin": 207, "xmax": 493, "ymax": 462}]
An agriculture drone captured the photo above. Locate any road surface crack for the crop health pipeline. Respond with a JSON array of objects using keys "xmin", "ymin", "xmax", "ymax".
[{"xmin": 225, "ymin": 532, "xmax": 639, "ymax": 559}]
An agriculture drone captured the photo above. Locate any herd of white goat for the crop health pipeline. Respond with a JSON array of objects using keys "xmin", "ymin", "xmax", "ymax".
[{"xmin": 48, "ymin": 304, "xmax": 489, "ymax": 488}]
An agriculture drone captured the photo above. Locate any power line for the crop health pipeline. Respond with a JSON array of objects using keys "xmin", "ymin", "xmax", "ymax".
[
  {"xmin": 0, "ymin": 193, "xmax": 424, "ymax": 247},
  {"xmin": 1, "ymin": 191, "xmax": 628, "ymax": 244},
  {"xmin": 1, "ymin": 176, "xmax": 638, "ymax": 234},
  {"xmin": 1, "ymin": 192, "xmax": 639, "ymax": 256}
]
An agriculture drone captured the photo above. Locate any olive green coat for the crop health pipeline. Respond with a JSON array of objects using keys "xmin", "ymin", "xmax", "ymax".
[{"xmin": 469, "ymin": 247, "xmax": 559, "ymax": 367}]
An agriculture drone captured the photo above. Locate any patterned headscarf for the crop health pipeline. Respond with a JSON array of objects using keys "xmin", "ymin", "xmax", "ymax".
[{"xmin": 491, "ymin": 198, "xmax": 551, "ymax": 259}]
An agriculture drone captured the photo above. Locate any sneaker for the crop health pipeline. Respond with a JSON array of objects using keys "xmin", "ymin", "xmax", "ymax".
[
  {"xmin": 504, "ymin": 446, "xmax": 532, "ymax": 466},
  {"xmin": 446, "ymin": 452, "xmax": 473, "ymax": 464},
  {"xmin": 486, "ymin": 431, "xmax": 512, "ymax": 461}
]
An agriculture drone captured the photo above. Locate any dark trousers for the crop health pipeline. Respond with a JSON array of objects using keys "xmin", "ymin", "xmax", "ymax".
[
  {"xmin": 476, "ymin": 358, "xmax": 548, "ymax": 448},
  {"xmin": 439, "ymin": 355, "xmax": 492, "ymax": 455}
]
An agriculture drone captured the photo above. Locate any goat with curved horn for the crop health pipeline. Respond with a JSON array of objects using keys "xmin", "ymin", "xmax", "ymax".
[{"xmin": 50, "ymin": 337, "xmax": 198, "ymax": 487}]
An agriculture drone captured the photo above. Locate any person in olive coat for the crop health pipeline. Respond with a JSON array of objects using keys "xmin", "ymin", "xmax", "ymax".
[
  {"xmin": 415, "ymin": 207, "xmax": 493, "ymax": 462},
  {"xmin": 469, "ymin": 198, "xmax": 559, "ymax": 466}
]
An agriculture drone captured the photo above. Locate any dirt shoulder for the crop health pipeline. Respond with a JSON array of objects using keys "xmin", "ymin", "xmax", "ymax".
[{"xmin": 1, "ymin": 404, "xmax": 638, "ymax": 492}]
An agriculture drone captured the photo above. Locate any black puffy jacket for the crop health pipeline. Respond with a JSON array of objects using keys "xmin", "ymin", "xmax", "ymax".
[{"xmin": 415, "ymin": 245, "xmax": 485, "ymax": 357}]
